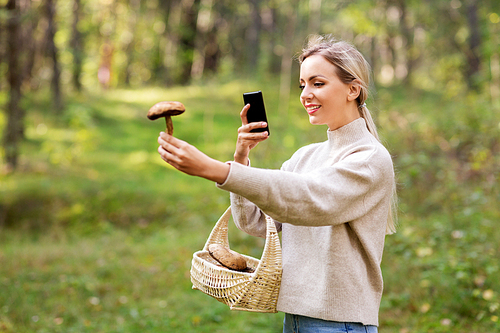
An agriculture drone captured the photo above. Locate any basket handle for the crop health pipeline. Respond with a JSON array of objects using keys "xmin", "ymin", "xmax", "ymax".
[
  {"xmin": 254, "ymin": 215, "xmax": 282, "ymax": 273},
  {"xmin": 202, "ymin": 206, "xmax": 231, "ymax": 251},
  {"xmin": 202, "ymin": 207, "xmax": 282, "ymax": 265}
]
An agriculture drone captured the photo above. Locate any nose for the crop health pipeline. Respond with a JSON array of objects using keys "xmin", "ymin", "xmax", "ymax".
[{"xmin": 300, "ymin": 84, "xmax": 312, "ymax": 101}]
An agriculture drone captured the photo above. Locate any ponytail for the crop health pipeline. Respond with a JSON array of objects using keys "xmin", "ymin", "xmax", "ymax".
[
  {"xmin": 359, "ymin": 104, "xmax": 398, "ymax": 234},
  {"xmin": 359, "ymin": 104, "xmax": 379, "ymax": 141}
]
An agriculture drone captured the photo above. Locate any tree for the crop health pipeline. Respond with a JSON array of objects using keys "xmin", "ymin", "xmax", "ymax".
[
  {"xmin": 245, "ymin": 0, "xmax": 262, "ymax": 73},
  {"xmin": 190, "ymin": 0, "xmax": 222, "ymax": 79},
  {"xmin": 395, "ymin": 0, "xmax": 415, "ymax": 87},
  {"xmin": 157, "ymin": 0, "xmax": 180, "ymax": 85},
  {"xmin": 45, "ymin": 0, "xmax": 63, "ymax": 111},
  {"xmin": 70, "ymin": 0, "xmax": 84, "ymax": 91},
  {"xmin": 191, "ymin": 0, "xmax": 214, "ymax": 80},
  {"xmin": 178, "ymin": 0, "xmax": 201, "ymax": 85},
  {"xmin": 464, "ymin": 0, "xmax": 482, "ymax": 91},
  {"xmin": 4, "ymin": 0, "xmax": 23, "ymax": 171},
  {"xmin": 203, "ymin": 11, "xmax": 222, "ymax": 75},
  {"xmin": 266, "ymin": 3, "xmax": 282, "ymax": 74},
  {"xmin": 278, "ymin": 0, "xmax": 299, "ymax": 116},
  {"xmin": 123, "ymin": 0, "xmax": 140, "ymax": 86},
  {"xmin": 308, "ymin": 0, "xmax": 322, "ymax": 33},
  {"xmin": 19, "ymin": 0, "xmax": 38, "ymax": 88}
]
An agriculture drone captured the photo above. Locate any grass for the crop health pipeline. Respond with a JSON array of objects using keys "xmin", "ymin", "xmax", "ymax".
[
  {"xmin": 0, "ymin": 229, "xmax": 282, "ymax": 332},
  {"xmin": 1, "ymin": 80, "xmax": 499, "ymax": 332}
]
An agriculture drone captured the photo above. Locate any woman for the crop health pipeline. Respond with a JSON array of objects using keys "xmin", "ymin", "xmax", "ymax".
[{"xmin": 157, "ymin": 35, "xmax": 396, "ymax": 333}]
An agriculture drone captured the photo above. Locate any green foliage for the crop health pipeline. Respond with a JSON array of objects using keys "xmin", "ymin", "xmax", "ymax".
[
  {"xmin": 375, "ymin": 86, "xmax": 500, "ymax": 332},
  {"xmin": 1, "ymin": 80, "xmax": 500, "ymax": 332},
  {"xmin": 3, "ymin": 0, "xmax": 499, "ymax": 92},
  {"xmin": 3, "ymin": 0, "xmax": 500, "ymax": 329},
  {"xmin": 0, "ymin": 229, "xmax": 282, "ymax": 332}
]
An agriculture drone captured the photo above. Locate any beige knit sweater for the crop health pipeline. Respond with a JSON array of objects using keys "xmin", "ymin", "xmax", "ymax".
[{"xmin": 217, "ymin": 118, "xmax": 394, "ymax": 326}]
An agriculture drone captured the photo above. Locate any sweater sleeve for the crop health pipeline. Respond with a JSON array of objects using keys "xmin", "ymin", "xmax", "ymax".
[
  {"xmin": 228, "ymin": 192, "xmax": 282, "ymax": 238},
  {"xmin": 225, "ymin": 161, "xmax": 287, "ymax": 238},
  {"xmin": 218, "ymin": 145, "xmax": 393, "ymax": 227}
]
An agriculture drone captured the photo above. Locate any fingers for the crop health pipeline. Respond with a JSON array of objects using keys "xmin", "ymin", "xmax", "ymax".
[
  {"xmin": 238, "ymin": 119, "xmax": 268, "ymax": 133},
  {"xmin": 240, "ymin": 104, "xmax": 268, "ymax": 136},
  {"xmin": 158, "ymin": 141, "xmax": 178, "ymax": 166},
  {"xmin": 240, "ymin": 104, "xmax": 251, "ymax": 125},
  {"xmin": 158, "ymin": 131, "xmax": 184, "ymax": 148},
  {"xmin": 158, "ymin": 145, "xmax": 171, "ymax": 163},
  {"xmin": 238, "ymin": 122, "xmax": 269, "ymax": 139},
  {"xmin": 157, "ymin": 132, "xmax": 185, "ymax": 165},
  {"xmin": 158, "ymin": 131, "xmax": 191, "ymax": 153}
]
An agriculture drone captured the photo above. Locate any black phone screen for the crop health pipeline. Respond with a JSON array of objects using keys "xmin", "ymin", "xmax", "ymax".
[{"xmin": 243, "ymin": 91, "xmax": 270, "ymax": 135}]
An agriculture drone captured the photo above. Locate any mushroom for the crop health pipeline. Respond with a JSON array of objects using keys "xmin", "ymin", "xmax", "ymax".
[
  {"xmin": 208, "ymin": 244, "xmax": 247, "ymax": 271},
  {"xmin": 147, "ymin": 101, "xmax": 185, "ymax": 135}
]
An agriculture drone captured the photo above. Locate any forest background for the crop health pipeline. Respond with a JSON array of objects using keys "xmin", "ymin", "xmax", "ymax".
[{"xmin": 1, "ymin": 0, "xmax": 500, "ymax": 332}]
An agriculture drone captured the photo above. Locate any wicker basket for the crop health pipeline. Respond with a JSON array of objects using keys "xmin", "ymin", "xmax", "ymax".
[{"xmin": 190, "ymin": 206, "xmax": 282, "ymax": 313}]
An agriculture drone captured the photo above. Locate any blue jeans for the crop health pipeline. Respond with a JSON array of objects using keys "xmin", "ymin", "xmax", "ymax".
[{"xmin": 283, "ymin": 314, "xmax": 378, "ymax": 333}]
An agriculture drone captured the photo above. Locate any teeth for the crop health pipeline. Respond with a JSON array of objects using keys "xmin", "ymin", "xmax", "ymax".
[{"xmin": 307, "ymin": 106, "xmax": 320, "ymax": 111}]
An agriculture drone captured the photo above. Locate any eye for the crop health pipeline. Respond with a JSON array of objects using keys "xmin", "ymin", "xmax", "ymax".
[
  {"xmin": 299, "ymin": 85, "xmax": 305, "ymax": 91},
  {"xmin": 314, "ymin": 82, "xmax": 325, "ymax": 87}
]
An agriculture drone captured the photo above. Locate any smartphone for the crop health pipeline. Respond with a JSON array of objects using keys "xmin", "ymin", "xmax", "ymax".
[{"xmin": 243, "ymin": 91, "xmax": 270, "ymax": 135}]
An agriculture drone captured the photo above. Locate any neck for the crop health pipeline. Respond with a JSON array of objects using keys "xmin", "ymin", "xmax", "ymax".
[{"xmin": 327, "ymin": 102, "xmax": 360, "ymax": 131}]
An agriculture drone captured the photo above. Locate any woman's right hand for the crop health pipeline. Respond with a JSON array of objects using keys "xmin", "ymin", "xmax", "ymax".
[{"xmin": 234, "ymin": 104, "xmax": 269, "ymax": 165}]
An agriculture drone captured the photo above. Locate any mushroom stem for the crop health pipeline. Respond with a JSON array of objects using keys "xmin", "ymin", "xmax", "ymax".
[{"xmin": 166, "ymin": 117, "xmax": 174, "ymax": 135}]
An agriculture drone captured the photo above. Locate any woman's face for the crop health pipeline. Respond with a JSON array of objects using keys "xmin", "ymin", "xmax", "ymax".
[{"xmin": 299, "ymin": 55, "xmax": 359, "ymax": 130}]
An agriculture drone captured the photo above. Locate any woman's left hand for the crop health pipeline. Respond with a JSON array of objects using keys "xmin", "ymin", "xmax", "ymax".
[{"xmin": 157, "ymin": 132, "xmax": 230, "ymax": 184}]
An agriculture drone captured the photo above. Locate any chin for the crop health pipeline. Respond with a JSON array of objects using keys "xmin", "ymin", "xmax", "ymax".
[{"xmin": 308, "ymin": 117, "xmax": 324, "ymax": 126}]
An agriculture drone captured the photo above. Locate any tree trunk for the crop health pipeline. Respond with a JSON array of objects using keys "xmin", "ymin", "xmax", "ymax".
[
  {"xmin": 160, "ymin": 0, "xmax": 180, "ymax": 86},
  {"xmin": 191, "ymin": 0, "xmax": 214, "ymax": 80},
  {"xmin": 19, "ymin": 0, "xmax": 36, "ymax": 87},
  {"xmin": 369, "ymin": 36, "xmax": 377, "ymax": 79},
  {"xmin": 387, "ymin": 34, "xmax": 397, "ymax": 74},
  {"xmin": 203, "ymin": 18, "xmax": 221, "ymax": 75},
  {"xmin": 178, "ymin": 0, "xmax": 200, "ymax": 85},
  {"xmin": 491, "ymin": 53, "xmax": 500, "ymax": 104},
  {"xmin": 267, "ymin": 6, "xmax": 281, "ymax": 74},
  {"xmin": 278, "ymin": 0, "xmax": 298, "ymax": 117},
  {"xmin": 123, "ymin": 0, "xmax": 140, "ymax": 86},
  {"xmin": 151, "ymin": 0, "xmax": 168, "ymax": 83},
  {"xmin": 308, "ymin": 0, "xmax": 321, "ymax": 33},
  {"xmin": 200, "ymin": 0, "xmax": 221, "ymax": 76},
  {"xmin": 465, "ymin": 0, "xmax": 481, "ymax": 91},
  {"xmin": 396, "ymin": 0, "xmax": 414, "ymax": 87},
  {"xmin": 71, "ymin": 0, "xmax": 83, "ymax": 91},
  {"xmin": 45, "ymin": 0, "xmax": 63, "ymax": 111},
  {"xmin": 246, "ymin": 0, "xmax": 261, "ymax": 73},
  {"xmin": 4, "ymin": 0, "xmax": 23, "ymax": 171}
]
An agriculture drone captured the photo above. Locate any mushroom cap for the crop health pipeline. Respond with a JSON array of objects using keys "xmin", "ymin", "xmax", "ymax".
[{"xmin": 147, "ymin": 101, "xmax": 185, "ymax": 120}]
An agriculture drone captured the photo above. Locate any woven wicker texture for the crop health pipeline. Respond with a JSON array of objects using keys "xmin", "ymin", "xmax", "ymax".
[{"xmin": 190, "ymin": 207, "xmax": 282, "ymax": 313}]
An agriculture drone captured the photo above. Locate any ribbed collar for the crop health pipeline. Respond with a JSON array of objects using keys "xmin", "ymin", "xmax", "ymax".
[{"xmin": 326, "ymin": 117, "xmax": 371, "ymax": 150}]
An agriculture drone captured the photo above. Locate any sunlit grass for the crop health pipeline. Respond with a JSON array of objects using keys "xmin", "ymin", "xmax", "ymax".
[{"xmin": 0, "ymin": 228, "xmax": 282, "ymax": 332}]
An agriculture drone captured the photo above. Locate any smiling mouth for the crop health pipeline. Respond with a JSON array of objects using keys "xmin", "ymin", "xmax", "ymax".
[{"xmin": 306, "ymin": 105, "xmax": 321, "ymax": 114}]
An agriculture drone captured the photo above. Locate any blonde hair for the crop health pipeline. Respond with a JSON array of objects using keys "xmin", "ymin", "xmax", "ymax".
[{"xmin": 299, "ymin": 35, "xmax": 397, "ymax": 234}]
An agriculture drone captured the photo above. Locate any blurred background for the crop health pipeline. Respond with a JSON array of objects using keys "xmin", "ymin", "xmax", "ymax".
[{"xmin": 0, "ymin": 0, "xmax": 499, "ymax": 332}]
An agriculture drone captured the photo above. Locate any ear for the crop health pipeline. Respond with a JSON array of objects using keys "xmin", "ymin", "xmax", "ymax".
[{"xmin": 347, "ymin": 80, "xmax": 362, "ymax": 102}]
